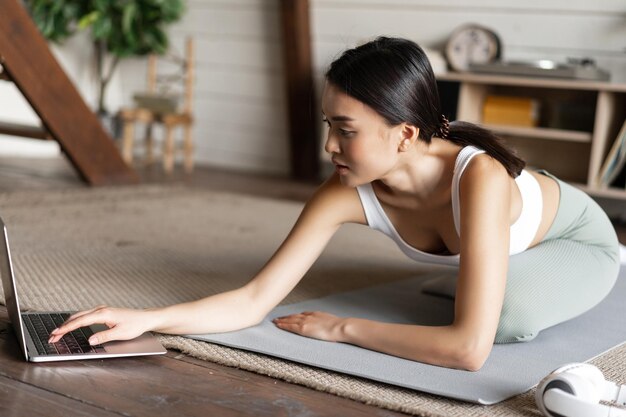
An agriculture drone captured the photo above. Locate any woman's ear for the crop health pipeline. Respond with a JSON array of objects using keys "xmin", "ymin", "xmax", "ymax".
[{"xmin": 398, "ymin": 124, "xmax": 420, "ymax": 152}]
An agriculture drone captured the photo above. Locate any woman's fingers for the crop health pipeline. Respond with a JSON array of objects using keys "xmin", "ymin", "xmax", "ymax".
[
  {"xmin": 48, "ymin": 308, "xmax": 111, "ymax": 343},
  {"xmin": 273, "ymin": 314, "xmax": 299, "ymax": 324},
  {"xmin": 273, "ymin": 311, "xmax": 314, "ymax": 322},
  {"xmin": 47, "ymin": 307, "xmax": 148, "ymax": 345},
  {"xmin": 272, "ymin": 311, "xmax": 343, "ymax": 342},
  {"xmin": 272, "ymin": 312, "xmax": 309, "ymax": 331}
]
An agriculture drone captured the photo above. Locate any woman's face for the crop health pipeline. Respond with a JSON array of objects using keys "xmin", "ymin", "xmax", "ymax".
[{"xmin": 322, "ymin": 82, "xmax": 405, "ymax": 187}]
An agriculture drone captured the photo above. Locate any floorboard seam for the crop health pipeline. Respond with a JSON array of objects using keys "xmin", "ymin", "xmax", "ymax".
[{"xmin": 0, "ymin": 368, "xmax": 130, "ymax": 416}]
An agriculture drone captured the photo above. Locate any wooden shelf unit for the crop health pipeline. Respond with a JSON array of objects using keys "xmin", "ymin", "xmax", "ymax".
[
  {"xmin": 437, "ymin": 72, "xmax": 626, "ymax": 199},
  {"xmin": 483, "ymin": 124, "xmax": 592, "ymax": 143}
]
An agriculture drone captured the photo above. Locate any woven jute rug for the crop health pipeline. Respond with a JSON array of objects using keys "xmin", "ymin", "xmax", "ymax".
[{"xmin": 1, "ymin": 185, "xmax": 624, "ymax": 416}]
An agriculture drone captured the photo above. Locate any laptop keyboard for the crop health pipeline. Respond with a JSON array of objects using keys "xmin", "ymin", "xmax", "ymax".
[{"xmin": 22, "ymin": 313, "xmax": 105, "ymax": 356}]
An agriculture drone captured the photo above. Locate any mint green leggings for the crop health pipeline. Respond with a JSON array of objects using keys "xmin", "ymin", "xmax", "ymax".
[{"xmin": 495, "ymin": 171, "xmax": 620, "ymax": 343}]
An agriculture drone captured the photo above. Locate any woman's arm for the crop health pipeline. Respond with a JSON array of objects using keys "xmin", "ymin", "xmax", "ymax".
[
  {"xmin": 49, "ymin": 173, "xmax": 366, "ymax": 344},
  {"xmin": 275, "ymin": 155, "xmax": 512, "ymax": 371},
  {"xmin": 153, "ymin": 173, "xmax": 365, "ymax": 334}
]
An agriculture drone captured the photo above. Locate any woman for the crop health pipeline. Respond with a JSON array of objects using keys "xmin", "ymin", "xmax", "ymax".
[{"xmin": 49, "ymin": 37, "xmax": 620, "ymax": 371}]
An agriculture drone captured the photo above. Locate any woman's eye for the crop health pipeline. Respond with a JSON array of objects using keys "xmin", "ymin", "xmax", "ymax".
[{"xmin": 322, "ymin": 118, "xmax": 353, "ymax": 136}]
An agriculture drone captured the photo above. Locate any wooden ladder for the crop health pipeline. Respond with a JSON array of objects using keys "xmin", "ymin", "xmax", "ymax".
[{"xmin": 0, "ymin": 0, "xmax": 138, "ymax": 186}]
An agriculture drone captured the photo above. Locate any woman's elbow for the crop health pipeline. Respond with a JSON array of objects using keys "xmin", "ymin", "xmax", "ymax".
[
  {"xmin": 452, "ymin": 340, "xmax": 492, "ymax": 372},
  {"xmin": 457, "ymin": 351, "xmax": 488, "ymax": 372}
]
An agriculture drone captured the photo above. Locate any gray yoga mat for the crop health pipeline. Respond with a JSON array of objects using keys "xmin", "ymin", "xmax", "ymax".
[{"xmin": 188, "ymin": 269, "xmax": 626, "ymax": 405}]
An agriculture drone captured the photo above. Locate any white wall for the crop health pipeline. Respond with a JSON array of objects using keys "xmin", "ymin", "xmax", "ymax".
[
  {"xmin": 162, "ymin": 0, "xmax": 289, "ymax": 174},
  {"xmin": 1, "ymin": 0, "xmax": 625, "ymax": 174},
  {"xmin": 311, "ymin": 0, "xmax": 626, "ymax": 79}
]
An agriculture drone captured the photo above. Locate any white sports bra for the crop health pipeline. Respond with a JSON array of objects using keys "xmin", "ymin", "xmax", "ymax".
[{"xmin": 356, "ymin": 145, "xmax": 543, "ymax": 266}]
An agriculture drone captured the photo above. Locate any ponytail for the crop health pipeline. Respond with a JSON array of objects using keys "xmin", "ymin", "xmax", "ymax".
[{"xmin": 445, "ymin": 121, "xmax": 525, "ymax": 177}]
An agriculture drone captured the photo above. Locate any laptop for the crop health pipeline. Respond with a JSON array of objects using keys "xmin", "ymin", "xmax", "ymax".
[{"xmin": 0, "ymin": 217, "xmax": 167, "ymax": 362}]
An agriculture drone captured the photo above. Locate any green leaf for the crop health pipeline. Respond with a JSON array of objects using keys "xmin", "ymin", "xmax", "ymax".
[
  {"xmin": 42, "ymin": 11, "xmax": 57, "ymax": 39},
  {"xmin": 78, "ymin": 11, "xmax": 100, "ymax": 29},
  {"xmin": 63, "ymin": 3, "xmax": 81, "ymax": 22},
  {"xmin": 122, "ymin": 3, "xmax": 137, "ymax": 38},
  {"xmin": 23, "ymin": 0, "xmax": 186, "ymax": 56},
  {"xmin": 93, "ymin": 0, "xmax": 110, "ymax": 12},
  {"xmin": 92, "ymin": 15, "xmax": 113, "ymax": 39},
  {"xmin": 50, "ymin": 0, "xmax": 64, "ymax": 16}
]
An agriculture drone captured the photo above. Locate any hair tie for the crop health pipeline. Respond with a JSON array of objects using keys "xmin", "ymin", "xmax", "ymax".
[{"xmin": 437, "ymin": 114, "xmax": 450, "ymax": 139}]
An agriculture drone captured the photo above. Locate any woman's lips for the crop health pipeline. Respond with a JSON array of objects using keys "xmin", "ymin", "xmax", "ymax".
[
  {"xmin": 334, "ymin": 164, "xmax": 349, "ymax": 174},
  {"xmin": 332, "ymin": 159, "xmax": 349, "ymax": 174}
]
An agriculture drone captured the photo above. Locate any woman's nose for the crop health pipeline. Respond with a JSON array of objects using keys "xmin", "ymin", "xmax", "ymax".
[{"xmin": 324, "ymin": 132, "xmax": 339, "ymax": 154}]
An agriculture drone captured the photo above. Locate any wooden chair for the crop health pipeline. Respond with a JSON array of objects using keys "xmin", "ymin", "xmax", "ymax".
[{"xmin": 119, "ymin": 37, "xmax": 195, "ymax": 174}]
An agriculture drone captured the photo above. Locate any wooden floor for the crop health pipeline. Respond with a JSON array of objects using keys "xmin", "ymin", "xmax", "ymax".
[{"xmin": 0, "ymin": 156, "xmax": 405, "ymax": 417}]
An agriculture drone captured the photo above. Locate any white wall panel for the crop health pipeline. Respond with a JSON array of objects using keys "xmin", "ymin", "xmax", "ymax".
[
  {"xmin": 311, "ymin": 7, "xmax": 626, "ymax": 52},
  {"xmin": 194, "ymin": 95, "xmax": 286, "ymax": 136},
  {"xmin": 314, "ymin": 0, "xmax": 626, "ymax": 13},
  {"xmin": 173, "ymin": 5, "xmax": 280, "ymax": 40},
  {"xmin": 310, "ymin": 1, "xmax": 626, "ymax": 82},
  {"xmin": 195, "ymin": 67, "xmax": 285, "ymax": 103},
  {"xmin": 193, "ymin": 122, "xmax": 289, "ymax": 175}
]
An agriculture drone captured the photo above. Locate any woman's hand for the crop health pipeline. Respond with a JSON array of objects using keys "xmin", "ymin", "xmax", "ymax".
[
  {"xmin": 47, "ymin": 305, "xmax": 157, "ymax": 345},
  {"xmin": 272, "ymin": 311, "xmax": 346, "ymax": 343}
]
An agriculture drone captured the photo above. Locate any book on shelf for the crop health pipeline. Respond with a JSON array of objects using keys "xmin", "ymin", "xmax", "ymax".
[
  {"xmin": 482, "ymin": 95, "xmax": 539, "ymax": 127},
  {"xmin": 597, "ymin": 119, "xmax": 626, "ymax": 188}
]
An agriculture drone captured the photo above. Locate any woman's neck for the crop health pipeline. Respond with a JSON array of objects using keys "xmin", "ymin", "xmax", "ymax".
[{"xmin": 376, "ymin": 138, "xmax": 460, "ymax": 207}]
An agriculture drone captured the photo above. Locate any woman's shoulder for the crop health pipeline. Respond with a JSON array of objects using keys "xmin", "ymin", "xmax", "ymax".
[
  {"xmin": 304, "ymin": 173, "xmax": 367, "ymax": 225},
  {"xmin": 462, "ymin": 150, "xmax": 509, "ymax": 178},
  {"xmin": 458, "ymin": 152, "xmax": 511, "ymax": 200}
]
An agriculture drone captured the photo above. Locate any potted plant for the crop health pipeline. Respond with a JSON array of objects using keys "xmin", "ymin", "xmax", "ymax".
[{"xmin": 24, "ymin": 0, "xmax": 185, "ymax": 134}]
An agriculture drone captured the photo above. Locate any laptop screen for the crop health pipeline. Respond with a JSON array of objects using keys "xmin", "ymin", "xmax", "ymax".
[{"xmin": 0, "ymin": 218, "xmax": 29, "ymax": 359}]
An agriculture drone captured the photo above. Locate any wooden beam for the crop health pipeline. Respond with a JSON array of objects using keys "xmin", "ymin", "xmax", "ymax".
[
  {"xmin": 279, "ymin": 0, "xmax": 320, "ymax": 181},
  {"xmin": 0, "ymin": 0, "xmax": 138, "ymax": 186},
  {"xmin": 0, "ymin": 121, "xmax": 50, "ymax": 140}
]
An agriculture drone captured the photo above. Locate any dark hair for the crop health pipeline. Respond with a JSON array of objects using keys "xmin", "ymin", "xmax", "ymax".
[{"xmin": 325, "ymin": 37, "xmax": 525, "ymax": 177}]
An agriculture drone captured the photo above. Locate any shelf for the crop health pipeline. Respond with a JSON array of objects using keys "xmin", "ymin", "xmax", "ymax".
[
  {"xmin": 443, "ymin": 70, "xmax": 626, "ymax": 199},
  {"xmin": 482, "ymin": 124, "xmax": 593, "ymax": 143},
  {"xmin": 437, "ymin": 71, "xmax": 626, "ymax": 93}
]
